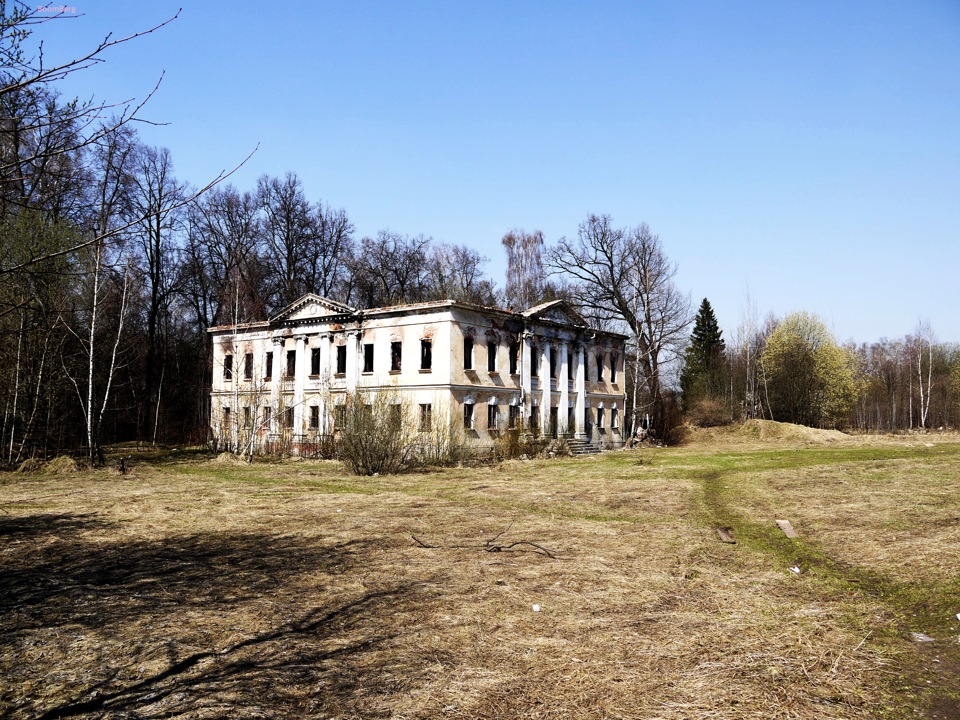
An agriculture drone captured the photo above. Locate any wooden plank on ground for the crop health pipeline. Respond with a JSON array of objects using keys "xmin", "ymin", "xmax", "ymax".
[
  {"xmin": 776, "ymin": 519, "xmax": 798, "ymax": 538},
  {"xmin": 716, "ymin": 526, "xmax": 736, "ymax": 544}
]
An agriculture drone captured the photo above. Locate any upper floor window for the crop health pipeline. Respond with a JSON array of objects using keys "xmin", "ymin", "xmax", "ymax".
[
  {"xmin": 285, "ymin": 349, "xmax": 296, "ymax": 378},
  {"xmin": 223, "ymin": 354, "xmax": 233, "ymax": 380},
  {"xmin": 487, "ymin": 341, "xmax": 497, "ymax": 372},
  {"xmin": 463, "ymin": 336, "xmax": 474, "ymax": 371},
  {"xmin": 611, "ymin": 353, "xmax": 618, "ymax": 383},
  {"xmin": 549, "ymin": 347, "xmax": 557, "ymax": 379},
  {"xmin": 363, "ymin": 343, "xmax": 374, "ymax": 373},
  {"xmin": 336, "ymin": 345, "xmax": 347, "ymax": 375},
  {"xmin": 531, "ymin": 345, "xmax": 539, "ymax": 376},
  {"xmin": 567, "ymin": 348, "xmax": 574, "ymax": 381},
  {"xmin": 243, "ymin": 353, "xmax": 253, "ymax": 380},
  {"xmin": 420, "ymin": 339, "xmax": 432, "ymax": 371},
  {"xmin": 311, "ymin": 348, "xmax": 321, "ymax": 375},
  {"xmin": 264, "ymin": 351, "xmax": 273, "ymax": 380},
  {"xmin": 391, "ymin": 341, "xmax": 402, "ymax": 372},
  {"xmin": 596, "ymin": 353, "xmax": 604, "ymax": 382},
  {"xmin": 508, "ymin": 341, "xmax": 519, "ymax": 375}
]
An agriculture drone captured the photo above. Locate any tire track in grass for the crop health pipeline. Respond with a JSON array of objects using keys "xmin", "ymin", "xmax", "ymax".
[{"xmin": 697, "ymin": 465, "xmax": 960, "ymax": 720}]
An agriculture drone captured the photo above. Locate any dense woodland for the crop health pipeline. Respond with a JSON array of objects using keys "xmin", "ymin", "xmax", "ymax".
[{"xmin": 2, "ymin": 6, "xmax": 958, "ymax": 464}]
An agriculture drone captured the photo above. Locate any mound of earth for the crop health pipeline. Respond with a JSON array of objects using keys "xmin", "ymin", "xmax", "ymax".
[
  {"xmin": 739, "ymin": 418, "xmax": 849, "ymax": 443},
  {"xmin": 45, "ymin": 456, "xmax": 81, "ymax": 474},
  {"xmin": 208, "ymin": 452, "xmax": 250, "ymax": 465}
]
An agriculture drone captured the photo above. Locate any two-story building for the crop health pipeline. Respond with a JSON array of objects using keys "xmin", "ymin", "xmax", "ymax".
[{"xmin": 208, "ymin": 293, "xmax": 628, "ymax": 454}]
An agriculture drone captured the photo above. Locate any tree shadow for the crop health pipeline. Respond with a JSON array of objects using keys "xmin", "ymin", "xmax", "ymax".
[
  {"xmin": 28, "ymin": 586, "xmax": 420, "ymax": 719},
  {"xmin": 2, "ymin": 513, "xmax": 432, "ymax": 718}
]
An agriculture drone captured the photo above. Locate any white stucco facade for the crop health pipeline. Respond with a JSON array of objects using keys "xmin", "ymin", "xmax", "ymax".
[{"xmin": 208, "ymin": 294, "xmax": 628, "ymax": 454}]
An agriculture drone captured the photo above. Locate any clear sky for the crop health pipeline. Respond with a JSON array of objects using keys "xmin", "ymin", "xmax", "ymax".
[{"xmin": 34, "ymin": 1, "xmax": 960, "ymax": 344}]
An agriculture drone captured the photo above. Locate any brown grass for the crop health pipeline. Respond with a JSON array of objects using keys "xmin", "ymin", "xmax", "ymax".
[{"xmin": 1, "ymin": 427, "xmax": 958, "ymax": 719}]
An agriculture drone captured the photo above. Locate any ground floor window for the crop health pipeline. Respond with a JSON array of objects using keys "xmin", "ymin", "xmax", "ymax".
[
  {"xmin": 488, "ymin": 405, "xmax": 499, "ymax": 431},
  {"xmin": 309, "ymin": 405, "xmax": 319, "ymax": 429},
  {"xmin": 419, "ymin": 403, "xmax": 432, "ymax": 432},
  {"xmin": 508, "ymin": 405, "xmax": 520, "ymax": 429},
  {"xmin": 463, "ymin": 403, "xmax": 474, "ymax": 429}
]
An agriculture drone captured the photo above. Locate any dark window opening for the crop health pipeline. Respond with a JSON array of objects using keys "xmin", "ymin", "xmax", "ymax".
[
  {"xmin": 463, "ymin": 403, "xmax": 474, "ymax": 429},
  {"xmin": 284, "ymin": 407, "xmax": 295, "ymax": 429},
  {"xmin": 311, "ymin": 347, "xmax": 321, "ymax": 375},
  {"xmin": 336, "ymin": 345, "xmax": 347, "ymax": 375},
  {"xmin": 391, "ymin": 341, "xmax": 402, "ymax": 372},
  {"xmin": 363, "ymin": 343, "xmax": 374, "ymax": 373},
  {"xmin": 222, "ymin": 406, "xmax": 231, "ymax": 428},
  {"xmin": 463, "ymin": 336, "xmax": 474, "ymax": 370},
  {"xmin": 550, "ymin": 407, "xmax": 558, "ymax": 438},
  {"xmin": 243, "ymin": 353, "xmax": 253, "ymax": 380},
  {"xmin": 567, "ymin": 349, "xmax": 574, "ymax": 381},
  {"xmin": 509, "ymin": 341, "xmax": 519, "ymax": 375},
  {"xmin": 389, "ymin": 404, "xmax": 402, "ymax": 430},
  {"xmin": 285, "ymin": 349, "xmax": 296, "ymax": 378},
  {"xmin": 243, "ymin": 406, "xmax": 251, "ymax": 425},
  {"xmin": 508, "ymin": 405, "xmax": 520, "ymax": 429},
  {"xmin": 223, "ymin": 354, "xmax": 233, "ymax": 380},
  {"xmin": 549, "ymin": 347, "xmax": 556, "ymax": 379},
  {"xmin": 488, "ymin": 405, "xmax": 499, "ymax": 431},
  {"xmin": 310, "ymin": 405, "xmax": 319, "ymax": 429},
  {"xmin": 264, "ymin": 351, "xmax": 273, "ymax": 380},
  {"xmin": 420, "ymin": 339, "xmax": 432, "ymax": 371},
  {"xmin": 487, "ymin": 341, "xmax": 497, "ymax": 372},
  {"xmin": 531, "ymin": 345, "xmax": 539, "ymax": 376},
  {"xmin": 597, "ymin": 353, "xmax": 604, "ymax": 382},
  {"xmin": 611, "ymin": 353, "xmax": 618, "ymax": 383},
  {"xmin": 419, "ymin": 403, "xmax": 432, "ymax": 431}
]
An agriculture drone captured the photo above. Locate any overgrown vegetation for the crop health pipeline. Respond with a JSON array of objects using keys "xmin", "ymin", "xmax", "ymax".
[{"xmin": 2, "ymin": 427, "xmax": 958, "ymax": 718}]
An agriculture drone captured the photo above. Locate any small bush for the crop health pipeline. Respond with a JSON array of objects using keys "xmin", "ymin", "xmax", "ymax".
[{"xmin": 337, "ymin": 390, "xmax": 416, "ymax": 475}]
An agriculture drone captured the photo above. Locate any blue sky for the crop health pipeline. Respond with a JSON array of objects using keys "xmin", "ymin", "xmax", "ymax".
[{"xmin": 36, "ymin": 1, "xmax": 960, "ymax": 343}]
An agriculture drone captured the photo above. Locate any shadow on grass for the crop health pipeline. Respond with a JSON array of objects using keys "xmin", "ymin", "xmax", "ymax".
[{"xmin": 2, "ymin": 513, "xmax": 429, "ymax": 718}]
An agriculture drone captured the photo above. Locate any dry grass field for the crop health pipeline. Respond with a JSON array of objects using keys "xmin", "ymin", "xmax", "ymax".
[{"xmin": 2, "ymin": 420, "xmax": 959, "ymax": 719}]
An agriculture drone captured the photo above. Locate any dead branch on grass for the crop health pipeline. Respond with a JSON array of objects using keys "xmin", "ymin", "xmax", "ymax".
[{"xmin": 411, "ymin": 531, "xmax": 556, "ymax": 559}]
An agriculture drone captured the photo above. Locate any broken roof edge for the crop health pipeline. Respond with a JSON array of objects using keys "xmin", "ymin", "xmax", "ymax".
[{"xmin": 207, "ymin": 293, "xmax": 628, "ymax": 339}]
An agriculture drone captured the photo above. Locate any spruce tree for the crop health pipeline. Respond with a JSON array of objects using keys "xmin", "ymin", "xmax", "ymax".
[{"xmin": 680, "ymin": 298, "xmax": 726, "ymax": 408}]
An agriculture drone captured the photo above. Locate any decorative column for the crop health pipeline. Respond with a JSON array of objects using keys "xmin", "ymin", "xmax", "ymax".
[
  {"xmin": 575, "ymin": 342, "xmax": 586, "ymax": 439},
  {"xmin": 521, "ymin": 331, "xmax": 533, "ymax": 426},
  {"xmin": 540, "ymin": 340, "xmax": 551, "ymax": 434},
  {"xmin": 558, "ymin": 341, "xmax": 569, "ymax": 436},
  {"xmin": 294, "ymin": 334, "xmax": 308, "ymax": 440},
  {"xmin": 345, "ymin": 329, "xmax": 360, "ymax": 392},
  {"xmin": 270, "ymin": 337, "xmax": 284, "ymax": 434},
  {"xmin": 319, "ymin": 332, "xmax": 331, "ymax": 434}
]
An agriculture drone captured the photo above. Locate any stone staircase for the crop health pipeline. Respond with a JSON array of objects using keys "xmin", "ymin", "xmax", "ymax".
[{"xmin": 565, "ymin": 436, "xmax": 601, "ymax": 455}]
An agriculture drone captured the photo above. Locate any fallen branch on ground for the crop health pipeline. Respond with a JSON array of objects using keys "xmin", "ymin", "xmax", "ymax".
[{"xmin": 411, "ymin": 532, "xmax": 556, "ymax": 559}]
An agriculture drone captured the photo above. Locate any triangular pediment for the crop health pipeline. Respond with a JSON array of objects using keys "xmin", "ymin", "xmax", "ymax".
[
  {"xmin": 270, "ymin": 294, "xmax": 357, "ymax": 323},
  {"xmin": 522, "ymin": 299, "xmax": 587, "ymax": 327}
]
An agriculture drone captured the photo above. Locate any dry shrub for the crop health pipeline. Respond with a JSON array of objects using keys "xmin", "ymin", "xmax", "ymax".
[
  {"xmin": 337, "ymin": 390, "xmax": 417, "ymax": 475},
  {"xmin": 685, "ymin": 396, "xmax": 733, "ymax": 427},
  {"xmin": 491, "ymin": 428, "xmax": 549, "ymax": 461}
]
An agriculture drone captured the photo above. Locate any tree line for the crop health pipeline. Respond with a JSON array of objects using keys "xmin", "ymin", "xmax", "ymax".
[{"xmin": 679, "ymin": 300, "xmax": 960, "ymax": 432}]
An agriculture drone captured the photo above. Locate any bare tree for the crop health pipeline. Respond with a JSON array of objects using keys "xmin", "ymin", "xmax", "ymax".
[
  {"xmin": 501, "ymin": 229, "xmax": 545, "ymax": 310},
  {"xmin": 548, "ymin": 214, "xmax": 690, "ymax": 437}
]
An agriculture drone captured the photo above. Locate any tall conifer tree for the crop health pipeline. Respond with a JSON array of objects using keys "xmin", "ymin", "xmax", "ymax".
[{"xmin": 680, "ymin": 298, "xmax": 726, "ymax": 407}]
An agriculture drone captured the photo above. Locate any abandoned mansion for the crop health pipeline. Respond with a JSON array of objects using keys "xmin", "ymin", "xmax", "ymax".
[{"xmin": 209, "ymin": 294, "xmax": 628, "ymax": 453}]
